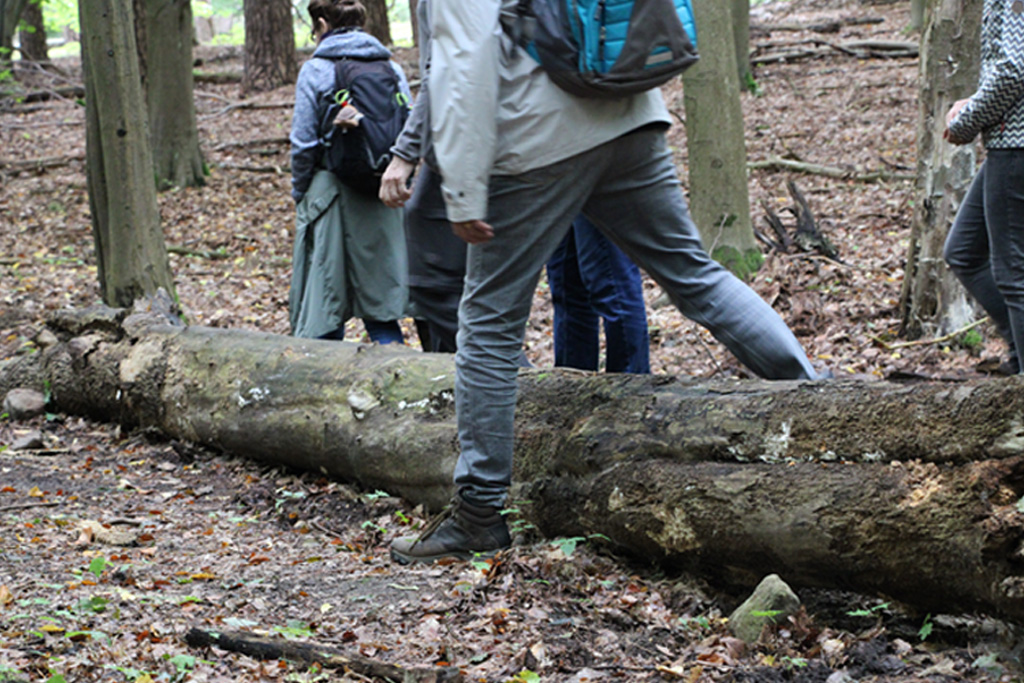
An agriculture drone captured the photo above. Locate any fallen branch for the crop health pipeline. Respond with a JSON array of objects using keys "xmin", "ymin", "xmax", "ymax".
[
  {"xmin": 0, "ymin": 154, "xmax": 85, "ymax": 175},
  {"xmin": 751, "ymin": 16, "xmax": 885, "ymax": 34},
  {"xmin": 0, "ymin": 258, "xmax": 19, "ymax": 267},
  {"xmin": 872, "ymin": 318, "xmax": 989, "ymax": 351},
  {"xmin": 193, "ymin": 70, "xmax": 243, "ymax": 84},
  {"xmin": 184, "ymin": 628, "xmax": 463, "ymax": 682},
  {"xmin": 213, "ymin": 136, "xmax": 291, "ymax": 152},
  {"xmin": 0, "ymin": 501, "xmax": 61, "ymax": 513},
  {"xmin": 748, "ymin": 156, "xmax": 915, "ymax": 183},
  {"xmin": 5, "ymin": 85, "xmax": 85, "ymax": 104},
  {"xmin": 167, "ymin": 245, "xmax": 232, "ymax": 261},
  {"xmin": 752, "ymin": 40, "xmax": 917, "ymax": 65},
  {"xmin": 213, "ymin": 162, "xmax": 290, "ymax": 175}
]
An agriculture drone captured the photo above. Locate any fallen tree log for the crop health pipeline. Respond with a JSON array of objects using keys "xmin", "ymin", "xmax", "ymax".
[{"xmin": 5, "ymin": 304, "xmax": 1024, "ymax": 620}]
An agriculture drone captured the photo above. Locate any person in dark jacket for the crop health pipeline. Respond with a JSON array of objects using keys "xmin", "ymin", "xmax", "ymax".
[
  {"xmin": 289, "ymin": 0, "xmax": 411, "ymax": 344},
  {"xmin": 943, "ymin": 0, "xmax": 1024, "ymax": 375}
]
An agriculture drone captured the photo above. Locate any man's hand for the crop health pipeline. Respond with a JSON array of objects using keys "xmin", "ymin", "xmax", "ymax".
[
  {"xmin": 452, "ymin": 220, "xmax": 494, "ymax": 244},
  {"xmin": 943, "ymin": 99, "xmax": 972, "ymax": 145},
  {"xmin": 379, "ymin": 157, "xmax": 416, "ymax": 207}
]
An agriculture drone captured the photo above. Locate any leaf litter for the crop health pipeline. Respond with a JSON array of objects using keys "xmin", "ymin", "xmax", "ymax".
[{"xmin": 2, "ymin": 0, "xmax": 1022, "ymax": 680}]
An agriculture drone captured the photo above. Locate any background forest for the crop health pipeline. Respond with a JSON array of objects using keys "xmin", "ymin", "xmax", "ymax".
[{"xmin": 3, "ymin": 0, "xmax": 1023, "ymax": 682}]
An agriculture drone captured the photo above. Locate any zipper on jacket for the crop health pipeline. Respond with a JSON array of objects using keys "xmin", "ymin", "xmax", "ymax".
[{"xmin": 597, "ymin": 0, "xmax": 607, "ymax": 72}]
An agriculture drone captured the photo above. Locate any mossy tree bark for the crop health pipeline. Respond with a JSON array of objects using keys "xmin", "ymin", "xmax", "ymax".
[
  {"xmin": 682, "ymin": 0, "xmax": 760, "ymax": 280},
  {"xmin": 79, "ymin": 0, "xmax": 177, "ymax": 308},
  {"xmin": 899, "ymin": 0, "xmax": 981, "ymax": 340},
  {"xmin": 141, "ymin": 0, "xmax": 206, "ymax": 189},
  {"xmin": 6, "ymin": 306, "xmax": 1024, "ymax": 620}
]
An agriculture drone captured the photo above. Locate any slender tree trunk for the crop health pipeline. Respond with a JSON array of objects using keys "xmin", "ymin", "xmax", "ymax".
[
  {"xmin": 141, "ymin": 0, "xmax": 205, "ymax": 189},
  {"xmin": 409, "ymin": 0, "xmax": 419, "ymax": 47},
  {"xmin": 17, "ymin": 0, "xmax": 46, "ymax": 62},
  {"xmin": 0, "ymin": 0, "xmax": 29, "ymax": 61},
  {"xmin": 910, "ymin": 0, "xmax": 926, "ymax": 31},
  {"xmin": 79, "ymin": 0, "xmax": 176, "ymax": 307},
  {"xmin": 9, "ymin": 307, "xmax": 1024, "ymax": 620},
  {"xmin": 732, "ymin": 0, "xmax": 750, "ymax": 90},
  {"xmin": 364, "ymin": 0, "xmax": 392, "ymax": 46},
  {"xmin": 899, "ymin": 0, "xmax": 981, "ymax": 340},
  {"xmin": 682, "ymin": 0, "xmax": 759, "ymax": 279},
  {"xmin": 242, "ymin": 0, "xmax": 296, "ymax": 93}
]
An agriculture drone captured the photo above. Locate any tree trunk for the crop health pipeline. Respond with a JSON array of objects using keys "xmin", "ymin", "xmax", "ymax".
[
  {"xmin": 7, "ymin": 305, "xmax": 1024, "ymax": 621},
  {"xmin": 141, "ymin": 0, "xmax": 205, "ymax": 189},
  {"xmin": 732, "ymin": 0, "xmax": 750, "ymax": 90},
  {"xmin": 17, "ymin": 0, "xmax": 46, "ymax": 62},
  {"xmin": 79, "ymin": 0, "xmax": 177, "ymax": 308},
  {"xmin": 242, "ymin": 0, "xmax": 296, "ymax": 93},
  {"xmin": 0, "ymin": 0, "xmax": 29, "ymax": 61},
  {"xmin": 364, "ymin": 0, "xmax": 392, "ymax": 46},
  {"xmin": 910, "ymin": 0, "xmax": 926, "ymax": 31},
  {"xmin": 899, "ymin": 0, "xmax": 981, "ymax": 340},
  {"xmin": 682, "ymin": 0, "xmax": 759, "ymax": 280},
  {"xmin": 409, "ymin": 0, "xmax": 419, "ymax": 47}
]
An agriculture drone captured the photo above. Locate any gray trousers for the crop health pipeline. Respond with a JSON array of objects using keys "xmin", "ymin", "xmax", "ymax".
[
  {"xmin": 944, "ymin": 150, "xmax": 1024, "ymax": 370},
  {"xmin": 453, "ymin": 127, "xmax": 818, "ymax": 506}
]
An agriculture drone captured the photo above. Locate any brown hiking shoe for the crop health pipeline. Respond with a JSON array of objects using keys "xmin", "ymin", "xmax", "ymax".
[{"xmin": 390, "ymin": 497, "xmax": 511, "ymax": 565}]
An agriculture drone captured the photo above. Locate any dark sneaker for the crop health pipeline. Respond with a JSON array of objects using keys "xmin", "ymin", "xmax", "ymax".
[{"xmin": 390, "ymin": 497, "xmax": 511, "ymax": 565}]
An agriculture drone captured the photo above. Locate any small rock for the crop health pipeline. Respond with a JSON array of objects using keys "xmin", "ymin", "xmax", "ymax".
[
  {"xmin": 3, "ymin": 388, "xmax": 47, "ymax": 420},
  {"xmin": 826, "ymin": 671, "xmax": 856, "ymax": 683},
  {"xmin": 728, "ymin": 574, "xmax": 801, "ymax": 643},
  {"xmin": 10, "ymin": 430, "xmax": 45, "ymax": 451}
]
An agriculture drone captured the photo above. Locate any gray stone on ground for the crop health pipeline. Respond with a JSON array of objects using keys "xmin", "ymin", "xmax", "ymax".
[
  {"xmin": 728, "ymin": 573, "xmax": 802, "ymax": 643},
  {"xmin": 3, "ymin": 388, "xmax": 47, "ymax": 420},
  {"xmin": 10, "ymin": 430, "xmax": 44, "ymax": 451}
]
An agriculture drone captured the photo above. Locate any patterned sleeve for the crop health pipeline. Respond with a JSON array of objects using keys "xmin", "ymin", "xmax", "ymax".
[{"xmin": 949, "ymin": 0, "xmax": 1024, "ymax": 142}]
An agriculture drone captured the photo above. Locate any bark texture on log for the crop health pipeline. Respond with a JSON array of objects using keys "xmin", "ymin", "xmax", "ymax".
[{"xmin": 6, "ymin": 308, "xmax": 1024, "ymax": 620}]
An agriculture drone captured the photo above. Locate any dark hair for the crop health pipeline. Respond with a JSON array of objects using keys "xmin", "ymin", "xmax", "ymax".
[{"xmin": 308, "ymin": 0, "xmax": 366, "ymax": 39}]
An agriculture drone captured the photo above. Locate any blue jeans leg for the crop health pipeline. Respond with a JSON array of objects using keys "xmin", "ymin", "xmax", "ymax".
[
  {"xmin": 548, "ymin": 228, "xmax": 601, "ymax": 370},
  {"xmin": 363, "ymin": 319, "xmax": 405, "ymax": 345},
  {"xmin": 572, "ymin": 215, "xmax": 650, "ymax": 374}
]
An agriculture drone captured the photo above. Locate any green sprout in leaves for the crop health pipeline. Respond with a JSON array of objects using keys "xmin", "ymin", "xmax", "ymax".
[
  {"xmin": 919, "ymin": 613, "xmax": 933, "ymax": 641},
  {"xmin": 87, "ymin": 556, "xmax": 109, "ymax": 579},
  {"xmin": 274, "ymin": 620, "xmax": 314, "ymax": 640},
  {"xmin": 846, "ymin": 602, "xmax": 890, "ymax": 618}
]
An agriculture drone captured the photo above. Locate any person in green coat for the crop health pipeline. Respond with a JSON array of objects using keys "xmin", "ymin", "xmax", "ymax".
[{"xmin": 288, "ymin": 0, "xmax": 410, "ymax": 343}]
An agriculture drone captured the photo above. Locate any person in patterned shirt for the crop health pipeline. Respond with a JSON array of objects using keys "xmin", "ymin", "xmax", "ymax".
[{"xmin": 943, "ymin": 0, "xmax": 1024, "ymax": 375}]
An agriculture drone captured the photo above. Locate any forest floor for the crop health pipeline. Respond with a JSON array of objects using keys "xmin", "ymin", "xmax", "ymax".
[{"xmin": 2, "ymin": 0, "xmax": 1023, "ymax": 681}]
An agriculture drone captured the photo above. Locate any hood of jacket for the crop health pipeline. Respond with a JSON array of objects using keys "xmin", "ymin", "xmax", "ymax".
[{"xmin": 312, "ymin": 29, "xmax": 392, "ymax": 61}]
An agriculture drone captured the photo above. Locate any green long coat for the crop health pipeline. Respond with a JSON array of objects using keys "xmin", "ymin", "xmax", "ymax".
[{"xmin": 289, "ymin": 170, "xmax": 409, "ymax": 339}]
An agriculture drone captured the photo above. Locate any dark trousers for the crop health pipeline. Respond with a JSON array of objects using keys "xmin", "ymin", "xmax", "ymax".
[
  {"xmin": 944, "ymin": 150, "xmax": 1024, "ymax": 371},
  {"xmin": 547, "ymin": 214, "xmax": 650, "ymax": 373}
]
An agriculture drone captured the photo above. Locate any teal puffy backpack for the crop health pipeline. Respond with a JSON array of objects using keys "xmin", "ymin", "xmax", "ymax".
[{"xmin": 510, "ymin": 0, "xmax": 699, "ymax": 99}]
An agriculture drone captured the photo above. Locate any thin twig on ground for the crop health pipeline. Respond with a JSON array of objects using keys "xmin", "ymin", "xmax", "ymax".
[{"xmin": 872, "ymin": 318, "xmax": 989, "ymax": 351}]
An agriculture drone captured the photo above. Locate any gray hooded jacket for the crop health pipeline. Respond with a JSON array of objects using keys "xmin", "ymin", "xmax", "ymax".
[{"xmin": 290, "ymin": 29, "xmax": 413, "ymax": 202}]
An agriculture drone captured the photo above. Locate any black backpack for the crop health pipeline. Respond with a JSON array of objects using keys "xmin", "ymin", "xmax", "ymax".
[{"xmin": 320, "ymin": 57, "xmax": 411, "ymax": 196}]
